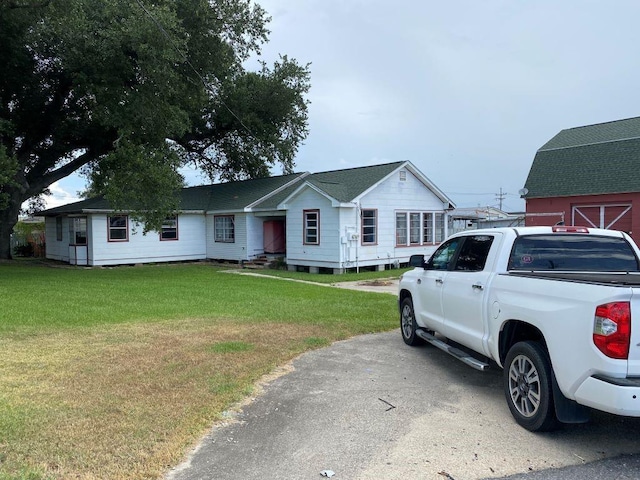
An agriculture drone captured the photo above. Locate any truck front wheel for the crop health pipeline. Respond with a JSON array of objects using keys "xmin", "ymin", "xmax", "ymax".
[
  {"xmin": 504, "ymin": 341, "xmax": 559, "ymax": 432},
  {"xmin": 400, "ymin": 297, "xmax": 423, "ymax": 346}
]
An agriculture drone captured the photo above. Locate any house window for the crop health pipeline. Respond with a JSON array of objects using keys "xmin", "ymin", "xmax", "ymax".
[
  {"xmin": 304, "ymin": 210, "xmax": 319, "ymax": 245},
  {"xmin": 361, "ymin": 209, "xmax": 377, "ymax": 244},
  {"xmin": 422, "ymin": 212, "xmax": 446, "ymax": 244},
  {"xmin": 56, "ymin": 217, "xmax": 63, "ymax": 241},
  {"xmin": 396, "ymin": 212, "xmax": 407, "ymax": 245},
  {"xmin": 398, "ymin": 211, "xmax": 447, "ymax": 246},
  {"xmin": 161, "ymin": 215, "xmax": 178, "ymax": 241},
  {"xmin": 435, "ymin": 213, "xmax": 445, "ymax": 243},
  {"xmin": 214, "ymin": 215, "xmax": 235, "ymax": 243},
  {"xmin": 69, "ymin": 217, "xmax": 87, "ymax": 245},
  {"xmin": 108, "ymin": 215, "xmax": 128, "ymax": 242},
  {"xmin": 399, "ymin": 171, "xmax": 407, "ymax": 181},
  {"xmin": 423, "ymin": 213, "xmax": 433, "ymax": 244},
  {"xmin": 410, "ymin": 213, "xmax": 421, "ymax": 244}
]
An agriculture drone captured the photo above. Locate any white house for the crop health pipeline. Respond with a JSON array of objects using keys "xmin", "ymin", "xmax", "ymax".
[{"xmin": 39, "ymin": 161, "xmax": 455, "ymax": 272}]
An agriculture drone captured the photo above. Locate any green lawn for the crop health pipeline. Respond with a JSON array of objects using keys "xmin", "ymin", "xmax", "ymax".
[{"xmin": 0, "ymin": 261, "xmax": 399, "ymax": 480}]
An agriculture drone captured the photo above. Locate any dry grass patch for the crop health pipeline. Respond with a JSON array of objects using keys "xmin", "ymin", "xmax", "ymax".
[{"xmin": 0, "ymin": 319, "xmax": 332, "ymax": 480}]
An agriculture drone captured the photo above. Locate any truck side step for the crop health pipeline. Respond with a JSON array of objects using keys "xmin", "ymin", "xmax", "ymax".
[{"xmin": 416, "ymin": 329, "xmax": 490, "ymax": 371}]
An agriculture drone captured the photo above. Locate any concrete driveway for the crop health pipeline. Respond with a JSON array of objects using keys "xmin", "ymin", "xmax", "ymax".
[{"xmin": 165, "ymin": 327, "xmax": 640, "ymax": 480}]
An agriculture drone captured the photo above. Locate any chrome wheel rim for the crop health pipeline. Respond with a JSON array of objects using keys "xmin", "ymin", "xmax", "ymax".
[
  {"xmin": 508, "ymin": 354, "xmax": 541, "ymax": 418},
  {"xmin": 401, "ymin": 304, "xmax": 414, "ymax": 339}
]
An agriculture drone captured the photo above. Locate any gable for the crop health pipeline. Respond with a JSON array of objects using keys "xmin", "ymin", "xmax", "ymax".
[
  {"xmin": 307, "ymin": 162, "xmax": 405, "ymax": 202},
  {"xmin": 279, "ymin": 161, "xmax": 455, "ymax": 208},
  {"xmin": 524, "ymin": 117, "xmax": 640, "ymax": 199}
]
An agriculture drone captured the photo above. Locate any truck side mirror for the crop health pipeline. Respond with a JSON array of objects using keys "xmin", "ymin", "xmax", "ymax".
[{"xmin": 409, "ymin": 254, "xmax": 425, "ymax": 268}]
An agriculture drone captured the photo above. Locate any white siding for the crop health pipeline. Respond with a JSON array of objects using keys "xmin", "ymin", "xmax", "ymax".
[
  {"xmin": 44, "ymin": 216, "xmax": 70, "ymax": 262},
  {"xmin": 357, "ymin": 168, "xmax": 446, "ymax": 264},
  {"xmin": 206, "ymin": 212, "xmax": 250, "ymax": 261},
  {"xmin": 87, "ymin": 213, "xmax": 206, "ymax": 266},
  {"xmin": 284, "ymin": 168, "xmax": 448, "ymax": 270},
  {"xmin": 285, "ymin": 189, "xmax": 342, "ymax": 267},
  {"xmin": 246, "ymin": 214, "xmax": 265, "ymax": 259}
]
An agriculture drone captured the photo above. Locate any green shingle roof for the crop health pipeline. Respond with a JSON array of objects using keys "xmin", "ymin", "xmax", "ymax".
[
  {"xmin": 306, "ymin": 161, "xmax": 405, "ymax": 202},
  {"xmin": 40, "ymin": 173, "xmax": 306, "ymax": 215},
  {"xmin": 539, "ymin": 117, "xmax": 640, "ymax": 151},
  {"xmin": 524, "ymin": 117, "xmax": 640, "ymax": 198}
]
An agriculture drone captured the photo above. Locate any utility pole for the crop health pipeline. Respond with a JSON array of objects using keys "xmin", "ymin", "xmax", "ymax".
[{"xmin": 496, "ymin": 188, "xmax": 506, "ymax": 211}]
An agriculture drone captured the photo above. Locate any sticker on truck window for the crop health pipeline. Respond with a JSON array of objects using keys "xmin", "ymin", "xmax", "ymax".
[{"xmin": 521, "ymin": 255, "xmax": 533, "ymax": 264}]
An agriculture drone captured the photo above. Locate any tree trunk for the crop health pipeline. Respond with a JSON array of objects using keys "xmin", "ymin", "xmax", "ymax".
[{"xmin": 0, "ymin": 200, "xmax": 22, "ymax": 260}]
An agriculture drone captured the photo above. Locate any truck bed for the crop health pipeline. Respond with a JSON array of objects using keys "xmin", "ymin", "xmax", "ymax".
[{"xmin": 506, "ymin": 271, "xmax": 640, "ymax": 286}]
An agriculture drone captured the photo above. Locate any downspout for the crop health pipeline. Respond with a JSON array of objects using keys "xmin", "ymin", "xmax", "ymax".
[{"xmin": 353, "ymin": 202, "xmax": 360, "ymax": 273}]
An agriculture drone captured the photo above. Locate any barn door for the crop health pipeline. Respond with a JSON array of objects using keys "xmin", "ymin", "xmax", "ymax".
[{"xmin": 572, "ymin": 204, "xmax": 632, "ymax": 232}]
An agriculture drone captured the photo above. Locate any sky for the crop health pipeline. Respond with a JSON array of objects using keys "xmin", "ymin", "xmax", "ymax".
[{"xmin": 42, "ymin": 0, "xmax": 640, "ymax": 213}]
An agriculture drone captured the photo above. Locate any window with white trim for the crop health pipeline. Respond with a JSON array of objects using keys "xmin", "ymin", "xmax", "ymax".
[
  {"xmin": 161, "ymin": 215, "xmax": 178, "ymax": 241},
  {"xmin": 361, "ymin": 209, "xmax": 377, "ymax": 244},
  {"xmin": 423, "ymin": 212, "xmax": 433, "ymax": 243},
  {"xmin": 214, "ymin": 215, "xmax": 235, "ymax": 243},
  {"xmin": 304, "ymin": 210, "xmax": 319, "ymax": 245},
  {"xmin": 397, "ymin": 211, "xmax": 447, "ymax": 246},
  {"xmin": 435, "ymin": 213, "xmax": 445, "ymax": 243},
  {"xmin": 409, "ymin": 213, "xmax": 421, "ymax": 244},
  {"xmin": 108, "ymin": 215, "xmax": 128, "ymax": 242},
  {"xmin": 396, "ymin": 212, "xmax": 407, "ymax": 245}
]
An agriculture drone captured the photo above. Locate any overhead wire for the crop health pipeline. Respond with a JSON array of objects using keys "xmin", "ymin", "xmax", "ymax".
[{"xmin": 133, "ymin": 0, "xmax": 258, "ymax": 139}]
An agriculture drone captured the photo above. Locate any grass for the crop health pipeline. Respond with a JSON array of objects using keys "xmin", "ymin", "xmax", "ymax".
[{"xmin": 0, "ymin": 261, "xmax": 399, "ymax": 479}]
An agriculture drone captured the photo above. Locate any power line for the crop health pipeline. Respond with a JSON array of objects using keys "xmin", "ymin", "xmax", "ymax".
[{"xmin": 133, "ymin": 0, "xmax": 257, "ymax": 139}]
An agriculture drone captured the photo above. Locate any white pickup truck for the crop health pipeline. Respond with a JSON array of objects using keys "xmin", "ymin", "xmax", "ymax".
[{"xmin": 398, "ymin": 226, "xmax": 640, "ymax": 431}]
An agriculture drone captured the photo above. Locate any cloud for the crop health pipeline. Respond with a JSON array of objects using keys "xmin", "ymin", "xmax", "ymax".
[{"xmin": 36, "ymin": 182, "xmax": 82, "ymax": 211}]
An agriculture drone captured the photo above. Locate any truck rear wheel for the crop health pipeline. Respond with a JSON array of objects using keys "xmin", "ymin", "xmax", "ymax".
[
  {"xmin": 504, "ymin": 341, "xmax": 559, "ymax": 432},
  {"xmin": 400, "ymin": 297, "xmax": 423, "ymax": 346}
]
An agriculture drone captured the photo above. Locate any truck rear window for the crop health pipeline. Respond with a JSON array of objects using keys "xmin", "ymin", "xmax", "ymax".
[{"xmin": 509, "ymin": 234, "xmax": 640, "ymax": 272}]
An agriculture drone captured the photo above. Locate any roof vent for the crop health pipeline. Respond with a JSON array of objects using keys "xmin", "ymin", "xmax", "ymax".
[{"xmin": 399, "ymin": 171, "xmax": 407, "ymax": 181}]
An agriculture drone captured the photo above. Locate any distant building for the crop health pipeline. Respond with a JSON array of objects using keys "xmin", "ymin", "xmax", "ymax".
[{"xmin": 449, "ymin": 207, "xmax": 524, "ymax": 235}]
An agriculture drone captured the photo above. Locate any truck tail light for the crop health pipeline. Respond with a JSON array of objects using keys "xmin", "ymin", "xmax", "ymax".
[{"xmin": 593, "ymin": 302, "xmax": 631, "ymax": 359}]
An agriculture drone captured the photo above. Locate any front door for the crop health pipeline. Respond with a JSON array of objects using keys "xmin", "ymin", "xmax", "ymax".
[{"xmin": 68, "ymin": 216, "xmax": 88, "ymax": 266}]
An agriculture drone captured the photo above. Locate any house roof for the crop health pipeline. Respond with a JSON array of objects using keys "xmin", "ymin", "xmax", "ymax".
[
  {"xmin": 306, "ymin": 161, "xmax": 405, "ymax": 202},
  {"xmin": 278, "ymin": 161, "xmax": 455, "ymax": 208},
  {"xmin": 40, "ymin": 161, "xmax": 455, "ymax": 216},
  {"xmin": 524, "ymin": 117, "xmax": 640, "ymax": 199},
  {"xmin": 40, "ymin": 173, "xmax": 306, "ymax": 215}
]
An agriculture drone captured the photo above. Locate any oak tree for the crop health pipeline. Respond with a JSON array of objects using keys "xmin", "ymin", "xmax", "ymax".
[{"xmin": 0, "ymin": 0, "xmax": 310, "ymax": 258}]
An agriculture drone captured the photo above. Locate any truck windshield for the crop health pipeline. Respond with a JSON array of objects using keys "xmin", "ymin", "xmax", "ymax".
[{"xmin": 508, "ymin": 234, "xmax": 640, "ymax": 272}]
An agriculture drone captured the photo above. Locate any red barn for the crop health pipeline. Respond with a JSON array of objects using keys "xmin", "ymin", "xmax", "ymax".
[{"xmin": 522, "ymin": 117, "xmax": 640, "ymax": 240}]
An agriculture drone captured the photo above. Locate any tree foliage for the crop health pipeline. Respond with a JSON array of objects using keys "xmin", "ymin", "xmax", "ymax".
[{"xmin": 0, "ymin": 0, "xmax": 310, "ymax": 257}]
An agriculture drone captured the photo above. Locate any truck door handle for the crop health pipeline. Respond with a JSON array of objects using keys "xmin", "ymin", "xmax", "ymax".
[
  {"xmin": 435, "ymin": 278, "xmax": 443, "ymax": 285},
  {"xmin": 472, "ymin": 283, "xmax": 483, "ymax": 291}
]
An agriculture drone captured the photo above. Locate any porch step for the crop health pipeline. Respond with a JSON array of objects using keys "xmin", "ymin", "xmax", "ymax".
[{"xmin": 242, "ymin": 256, "xmax": 271, "ymax": 269}]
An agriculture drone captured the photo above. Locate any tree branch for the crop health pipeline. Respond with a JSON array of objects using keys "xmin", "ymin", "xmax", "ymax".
[{"xmin": 25, "ymin": 150, "xmax": 101, "ymax": 197}]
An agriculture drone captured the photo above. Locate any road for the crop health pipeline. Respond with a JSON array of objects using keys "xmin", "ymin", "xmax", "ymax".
[{"xmin": 165, "ymin": 329, "xmax": 640, "ymax": 480}]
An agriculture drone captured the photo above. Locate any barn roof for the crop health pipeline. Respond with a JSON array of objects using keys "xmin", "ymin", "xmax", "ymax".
[{"xmin": 524, "ymin": 117, "xmax": 640, "ymax": 198}]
